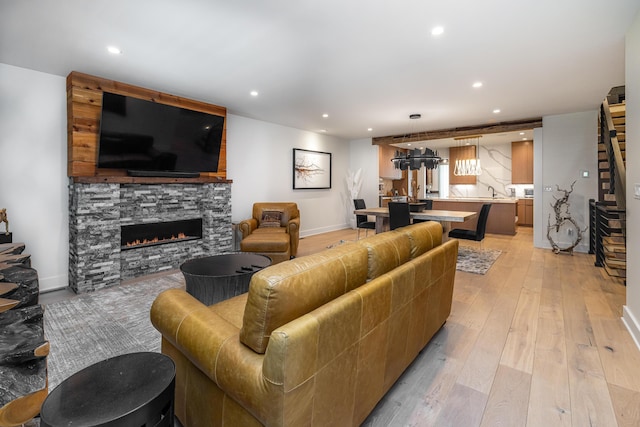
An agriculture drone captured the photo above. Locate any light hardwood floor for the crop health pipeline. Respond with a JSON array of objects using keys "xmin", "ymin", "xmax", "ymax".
[
  {"xmin": 40, "ymin": 226, "xmax": 637, "ymax": 426},
  {"xmin": 301, "ymin": 227, "xmax": 637, "ymax": 427}
]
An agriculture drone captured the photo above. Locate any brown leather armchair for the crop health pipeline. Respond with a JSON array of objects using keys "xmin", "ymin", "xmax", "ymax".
[{"xmin": 238, "ymin": 202, "xmax": 300, "ymax": 263}]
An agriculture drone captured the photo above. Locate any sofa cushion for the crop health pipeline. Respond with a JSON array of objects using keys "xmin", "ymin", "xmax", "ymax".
[
  {"xmin": 209, "ymin": 293, "xmax": 248, "ymax": 329},
  {"xmin": 240, "ymin": 242, "xmax": 369, "ymax": 353},
  {"xmin": 253, "ymin": 203, "xmax": 298, "ymax": 226},
  {"xmin": 252, "ymin": 227, "xmax": 286, "ymax": 234},
  {"xmin": 394, "ymin": 221, "xmax": 442, "ymax": 258},
  {"xmin": 260, "ymin": 210, "xmax": 284, "ymax": 228},
  {"xmin": 355, "ymin": 231, "xmax": 411, "ymax": 280},
  {"xmin": 241, "ymin": 232, "xmax": 290, "ymax": 252}
]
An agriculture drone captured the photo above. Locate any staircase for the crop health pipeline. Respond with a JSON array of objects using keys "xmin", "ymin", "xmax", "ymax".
[{"xmin": 593, "ymin": 86, "xmax": 627, "ymax": 278}]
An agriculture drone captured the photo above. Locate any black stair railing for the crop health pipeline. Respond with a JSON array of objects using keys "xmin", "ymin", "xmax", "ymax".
[{"xmin": 600, "ymin": 99, "xmax": 626, "ymax": 210}]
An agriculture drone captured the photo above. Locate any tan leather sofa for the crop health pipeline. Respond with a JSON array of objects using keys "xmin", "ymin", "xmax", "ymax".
[
  {"xmin": 151, "ymin": 221, "xmax": 458, "ymax": 426},
  {"xmin": 238, "ymin": 202, "xmax": 300, "ymax": 264}
]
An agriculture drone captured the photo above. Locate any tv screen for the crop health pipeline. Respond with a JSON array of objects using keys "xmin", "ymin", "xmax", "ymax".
[{"xmin": 97, "ymin": 92, "xmax": 224, "ymax": 174}]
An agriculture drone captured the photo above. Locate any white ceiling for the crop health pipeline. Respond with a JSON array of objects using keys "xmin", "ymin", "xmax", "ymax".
[{"xmin": 1, "ymin": 1, "xmax": 638, "ymax": 141}]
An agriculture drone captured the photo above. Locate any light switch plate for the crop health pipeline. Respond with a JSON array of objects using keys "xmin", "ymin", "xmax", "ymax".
[
  {"xmin": 635, "ymin": 183, "xmax": 640, "ymax": 199},
  {"xmin": 544, "ymin": 186, "xmax": 552, "ymax": 192},
  {"xmin": 581, "ymin": 170, "xmax": 589, "ymax": 178}
]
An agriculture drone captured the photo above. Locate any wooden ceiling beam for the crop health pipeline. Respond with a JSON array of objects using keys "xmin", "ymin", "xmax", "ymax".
[{"xmin": 372, "ymin": 117, "xmax": 543, "ymax": 146}]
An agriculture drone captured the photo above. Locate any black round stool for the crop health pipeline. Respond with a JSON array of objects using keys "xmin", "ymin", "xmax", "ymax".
[{"xmin": 40, "ymin": 352, "xmax": 175, "ymax": 426}]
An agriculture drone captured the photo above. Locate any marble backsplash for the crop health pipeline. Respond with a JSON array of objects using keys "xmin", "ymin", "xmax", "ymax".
[{"xmin": 448, "ymin": 142, "xmax": 533, "ymax": 199}]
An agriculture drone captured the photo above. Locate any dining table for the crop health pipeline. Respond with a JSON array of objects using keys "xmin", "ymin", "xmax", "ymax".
[{"xmin": 354, "ymin": 207, "xmax": 477, "ymax": 236}]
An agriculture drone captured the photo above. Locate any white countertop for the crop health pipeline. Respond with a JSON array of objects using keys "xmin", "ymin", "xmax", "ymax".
[{"xmin": 431, "ymin": 197, "xmax": 519, "ymax": 204}]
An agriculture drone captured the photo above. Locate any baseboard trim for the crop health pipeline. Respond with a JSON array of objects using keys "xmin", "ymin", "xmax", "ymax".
[
  {"xmin": 39, "ymin": 273, "xmax": 69, "ymax": 293},
  {"xmin": 622, "ymin": 305, "xmax": 640, "ymax": 352},
  {"xmin": 300, "ymin": 223, "xmax": 349, "ymax": 238}
]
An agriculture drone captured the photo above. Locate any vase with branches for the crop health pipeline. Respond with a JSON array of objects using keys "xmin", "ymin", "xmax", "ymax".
[{"xmin": 345, "ymin": 169, "xmax": 363, "ymax": 229}]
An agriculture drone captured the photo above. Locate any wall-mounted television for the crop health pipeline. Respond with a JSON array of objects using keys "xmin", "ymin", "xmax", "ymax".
[{"xmin": 97, "ymin": 92, "xmax": 224, "ymax": 177}]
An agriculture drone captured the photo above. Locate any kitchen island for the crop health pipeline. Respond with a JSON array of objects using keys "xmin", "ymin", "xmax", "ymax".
[{"xmin": 430, "ymin": 197, "xmax": 519, "ymax": 235}]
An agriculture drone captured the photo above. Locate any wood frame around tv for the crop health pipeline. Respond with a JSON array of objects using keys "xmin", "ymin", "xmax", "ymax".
[{"xmin": 66, "ymin": 71, "xmax": 229, "ymax": 183}]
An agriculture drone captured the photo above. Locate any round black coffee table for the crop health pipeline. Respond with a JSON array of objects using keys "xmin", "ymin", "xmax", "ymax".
[
  {"xmin": 40, "ymin": 352, "xmax": 175, "ymax": 427},
  {"xmin": 180, "ymin": 253, "xmax": 272, "ymax": 305}
]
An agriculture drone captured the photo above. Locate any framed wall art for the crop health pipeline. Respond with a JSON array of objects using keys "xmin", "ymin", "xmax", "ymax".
[{"xmin": 293, "ymin": 148, "xmax": 332, "ymax": 189}]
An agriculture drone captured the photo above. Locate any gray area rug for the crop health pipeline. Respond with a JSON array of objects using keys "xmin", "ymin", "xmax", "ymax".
[
  {"xmin": 456, "ymin": 245, "xmax": 502, "ymax": 274},
  {"xmin": 42, "ymin": 246, "xmax": 497, "ymax": 391},
  {"xmin": 43, "ymin": 273, "xmax": 184, "ymax": 390}
]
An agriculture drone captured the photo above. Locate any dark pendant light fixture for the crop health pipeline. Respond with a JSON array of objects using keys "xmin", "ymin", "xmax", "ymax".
[{"xmin": 391, "ymin": 114, "xmax": 442, "ymax": 170}]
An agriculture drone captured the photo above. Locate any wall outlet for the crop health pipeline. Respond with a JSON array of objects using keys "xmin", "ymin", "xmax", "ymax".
[{"xmin": 544, "ymin": 186, "xmax": 552, "ymax": 192}]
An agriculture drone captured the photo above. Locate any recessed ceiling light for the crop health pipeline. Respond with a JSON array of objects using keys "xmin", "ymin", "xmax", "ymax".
[
  {"xmin": 250, "ymin": 90, "xmax": 258, "ymax": 96},
  {"xmin": 107, "ymin": 46, "xmax": 122, "ymax": 55},
  {"xmin": 493, "ymin": 109, "xmax": 501, "ymax": 114},
  {"xmin": 431, "ymin": 26, "xmax": 444, "ymax": 36},
  {"xmin": 407, "ymin": 143, "xmax": 412, "ymax": 146},
  {"xmin": 472, "ymin": 82, "xmax": 483, "ymax": 88},
  {"xmin": 322, "ymin": 113, "xmax": 329, "ymax": 118},
  {"xmin": 320, "ymin": 129, "xmax": 327, "ymax": 132},
  {"xmin": 367, "ymin": 128, "xmax": 373, "ymax": 132},
  {"xmin": 522, "ymin": 137, "xmax": 527, "ymax": 140},
  {"xmin": 520, "ymin": 132, "xmax": 525, "ymax": 135}
]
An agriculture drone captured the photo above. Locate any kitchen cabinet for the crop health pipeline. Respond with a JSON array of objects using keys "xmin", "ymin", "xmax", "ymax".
[
  {"xmin": 432, "ymin": 198, "xmax": 517, "ymax": 235},
  {"xmin": 448, "ymin": 146, "xmax": 477, "ymax": 185},
  {"xmin": 517, "ymin": 198, "xmax": 533, "ymax": 226},
  {"xmin": 379, "ymin": 145, "xmax": 402, "ymax": 179},
  {"xmin": 512, "ymin": 140, "xmax": 533, "ymax": 184}
]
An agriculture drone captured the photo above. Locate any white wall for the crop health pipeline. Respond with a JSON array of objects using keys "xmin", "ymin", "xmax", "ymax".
[
  {"xmin": 0, "ymin": 65, "xmax": 353, "ymax": 291},
  {"xmin": 0, "ymin": 63, "xmax": 68, "ymax": 291},
  {"xmin": 226, "ymin": 114, "xmax": 350, "ymax": 237},
  {"xmin": 535, "ymin": 111, "xmax": 598, "ymax": 253},
  {"xmin": 623, "ymin": 10, "xmax": 640, "ymax": 346},
  {"xmin": 348, "ymin": 138, "xmax": 379, "ymax": 220},
  {"xmin": 533, "ymin": 127, "xmax": 544, "ymax": 248}
]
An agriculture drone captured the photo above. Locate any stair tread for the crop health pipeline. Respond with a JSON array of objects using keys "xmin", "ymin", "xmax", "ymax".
[
  {"xmin": 603, "ymin": 236, "xmax": 625, "ymax": 244},
  {"xmin": 605, "ymin": 258, "xmax": 626, "ymax": 268},
  {"xmin": 604, "ymin": 245, "xmax": 626, "ymax": 254},
  {"xmin": 605, "ymin": 264, "xmax": 626, "ymax": 278}
]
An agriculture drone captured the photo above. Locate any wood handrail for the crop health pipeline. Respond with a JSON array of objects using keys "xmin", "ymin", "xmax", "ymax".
[{"xmin": 602, "ymin": 98, "xmax": 626, "ymax": 209}]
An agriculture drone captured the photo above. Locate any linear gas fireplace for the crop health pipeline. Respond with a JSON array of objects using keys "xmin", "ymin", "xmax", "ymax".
[
  {"xmin": 69, "ymin": 182, "xmax": 233, "ymax": 293},
  {"xmin": 121, "ymin": 218, "xmax": 203, "ymax": 250}
]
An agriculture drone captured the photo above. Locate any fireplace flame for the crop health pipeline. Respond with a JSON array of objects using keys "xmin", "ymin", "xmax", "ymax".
[{"xmin": 125, "ymin": 232, "xmax": 188, "ymax": 248}]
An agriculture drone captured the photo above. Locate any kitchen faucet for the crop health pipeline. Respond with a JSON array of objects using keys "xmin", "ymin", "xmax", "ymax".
[{"xmin": 488, "ymin": 185, "xmax": 496, "ymax": 198}]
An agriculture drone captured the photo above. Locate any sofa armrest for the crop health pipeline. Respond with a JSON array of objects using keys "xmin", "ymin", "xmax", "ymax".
[
  {"xmin": 151, "ymin": 289, "xmax": 240, "ymax": 382},
  {"xmin": 238, "ymin": 218, "xmax": 258, "ymax": 238},
  {"xmin": 286, "ymin": 217, "xmax": 300, "ymax": 256},
  {"xmin": 151, "ymin": 289, "xmax": 277, "ymax": 422}
]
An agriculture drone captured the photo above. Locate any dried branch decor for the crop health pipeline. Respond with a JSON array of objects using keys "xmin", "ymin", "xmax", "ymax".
[
  {"xmin": 546, "ymin": 180, "xmax": 587, "ymax": 254},
  {"xmin": 293, "ymin": 149, "xmax": 332, "ymax": 189}
]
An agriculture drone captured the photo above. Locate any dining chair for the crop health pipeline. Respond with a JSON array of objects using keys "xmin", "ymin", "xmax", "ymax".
[
  {"xmin": 413, "ymin": 199, "xmax": 434, "ymax": 223},
  {"xmin": 448, "ymin": 203, "xmax": 492, "ymax": 246},
  {"xmin": 388, "ymin": 202, "xmax": 411, "ymax": 230},
  {"xmin": 418, "ymin": 199, "xmax": 433, "ymax": 210},
  {"xmin": 353, "ymin": 199, "xmax": 376, "ymax": 240}
]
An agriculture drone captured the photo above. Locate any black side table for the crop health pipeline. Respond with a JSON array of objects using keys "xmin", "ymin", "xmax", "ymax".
[
  {"xmin": 180, "ymin": 253, "xmax": 272, "ymax": 305},
  {"xmin": 40, "ymin": 352, "xmax": 175, "ymax": 427}
]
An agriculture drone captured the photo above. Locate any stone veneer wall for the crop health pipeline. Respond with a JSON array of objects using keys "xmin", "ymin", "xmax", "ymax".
[{"xmin": 69, "ymin": 182, "xmax": 232, "ymax": 293}]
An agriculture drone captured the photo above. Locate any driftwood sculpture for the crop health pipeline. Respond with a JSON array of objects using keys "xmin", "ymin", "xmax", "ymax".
[
  {"xmin": 546, "ymin": 181, "xmax": 587, "ymax": 254},
  {"xmin": 0, "ymin": 243, "xmax": 47, "ymax": 426},
  {"xmin": 0, "ymin": 209, "xmax": 8, "ymax": 234}
]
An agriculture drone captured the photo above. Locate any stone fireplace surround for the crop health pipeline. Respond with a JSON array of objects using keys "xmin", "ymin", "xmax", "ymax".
[{"xmin": 69, "ymin": 182, "xmax": 232, "ymax": 293}]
